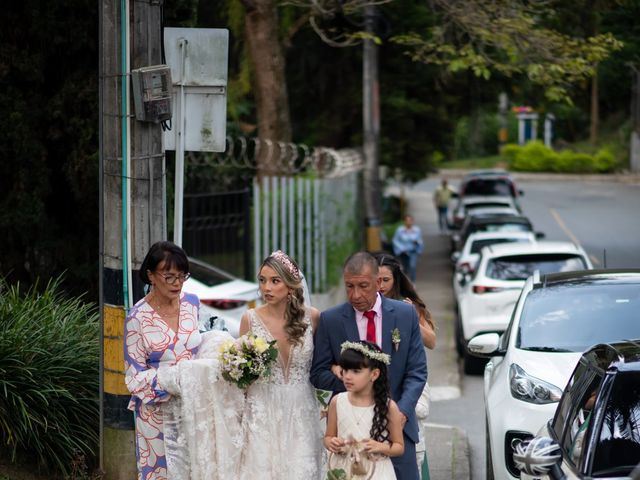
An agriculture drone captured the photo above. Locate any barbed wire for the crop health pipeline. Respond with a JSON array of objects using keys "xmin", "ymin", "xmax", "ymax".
[{"xmin": 184, "ymin": 136, "xmax": 364, "ymax": 178}]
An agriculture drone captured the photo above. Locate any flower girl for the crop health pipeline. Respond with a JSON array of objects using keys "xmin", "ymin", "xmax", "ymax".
[{"xmin": 324, "ymin": 341, "xmax": 404, "ymax": 480}]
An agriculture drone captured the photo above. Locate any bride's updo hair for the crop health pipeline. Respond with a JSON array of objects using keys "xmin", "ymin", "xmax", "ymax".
[{"xmin": 260, "ymin": 251, "xmax": 308, "ymax": 345}]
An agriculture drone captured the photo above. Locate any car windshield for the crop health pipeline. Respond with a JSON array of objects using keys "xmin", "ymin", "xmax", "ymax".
[
  {"xmin": 463, "ymin": 178, "xmax": 515, "ymax": 196},
  {"xmin": 486, "ymin": 254, "xmax": 586, "ymax": 281},
  {"xmin": 188, "ymin": 261, "xmax": 234, "ymax": 287},
  {"xmin": 516, "ymin": 283, "xmax": 640, "ymax": 352},
  {"xmin": 470, "ymin": 238, "xmax": 531, "ymax": 254}
]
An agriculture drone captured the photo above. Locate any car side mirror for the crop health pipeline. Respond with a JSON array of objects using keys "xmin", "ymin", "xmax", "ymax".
[
  {"xmin": 467, "ymin": 333, "xmax": 502, "ymax": 357},
  {"xmin": 535, "ymin": 231, "xmax": 546, "ymax": 239},
  {"xmin": 513, "ymin": 437, "xmax": 563, "ymax": 480}
]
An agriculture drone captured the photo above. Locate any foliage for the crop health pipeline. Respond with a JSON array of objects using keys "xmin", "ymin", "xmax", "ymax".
[
  {"xmin": 0, "ymin": 277, "xmax": 99, "ymax": 477},
  {"xmin": 392, "ymin": 0, "xmax": 623, "ymax": 103},
  {"xmin": 501, "ymin": 141, "xmax": 619, "ymax": 173}
]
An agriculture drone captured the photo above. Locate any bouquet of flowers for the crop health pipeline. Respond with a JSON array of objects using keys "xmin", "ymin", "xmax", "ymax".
[{"xmin": 218, "ymin": 334, "xmax": 278, "ymax": 389}]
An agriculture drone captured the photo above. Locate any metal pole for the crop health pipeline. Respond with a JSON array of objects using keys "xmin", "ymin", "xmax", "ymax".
[{"xmin": 363, "ymin": 5, "xmax": 382, "ymax": 251}]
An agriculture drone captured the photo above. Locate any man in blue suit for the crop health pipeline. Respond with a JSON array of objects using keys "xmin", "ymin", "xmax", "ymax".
[{"xmin": 310, "ymin": 251, "xmax": 427, "ymax": 479}]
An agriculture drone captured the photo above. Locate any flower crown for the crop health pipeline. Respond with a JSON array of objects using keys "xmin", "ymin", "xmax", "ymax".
[
  {"xmin": 340, "ymin": 341, "xmax": 391, "ymax": 365},
  {"xmin": 269, "ymin": 250, "xmax": 301, "ymax": 281}
]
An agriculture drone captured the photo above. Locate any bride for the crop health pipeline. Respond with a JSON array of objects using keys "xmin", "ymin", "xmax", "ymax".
[{"xmin": 238, "ymin": 250, "xmax": 324, "ymax": 479}]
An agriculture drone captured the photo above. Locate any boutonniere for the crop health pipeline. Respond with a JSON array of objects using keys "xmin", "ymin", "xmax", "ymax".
[{"xmin": 391, "ymin": 328, "xmax": 401, "ymax": 352}]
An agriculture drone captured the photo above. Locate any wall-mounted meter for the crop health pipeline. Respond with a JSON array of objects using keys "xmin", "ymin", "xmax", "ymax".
[{"xmin": 131, "ymin": 65, "xmax": 173, "ymax": 123}]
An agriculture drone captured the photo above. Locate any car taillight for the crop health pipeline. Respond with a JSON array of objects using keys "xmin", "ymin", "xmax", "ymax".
[
  {"xmin": 473, "ymin": 285, "xmax": 503, "ymax": 294},
  {"xmin": 459, "ymin": 262, "xmax": 474, "ymax": 274},
  {"xmin": 201, "ymin": 299, "xmax": 247, "ymax": 310}
]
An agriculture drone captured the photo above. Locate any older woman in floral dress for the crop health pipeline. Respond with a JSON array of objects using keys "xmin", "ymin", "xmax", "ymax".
[{"xmin": 124, "ymin": 241, "xmax": 201, "ymax": 480}]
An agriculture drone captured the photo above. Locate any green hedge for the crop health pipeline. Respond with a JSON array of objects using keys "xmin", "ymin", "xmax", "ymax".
[
  {"xmin": 500, "ymin": 141, "xmax": 620, "ymax": 173},
  {"xmin": 0, "ymin": 278, "xmax": 99, "ymax": 477}
]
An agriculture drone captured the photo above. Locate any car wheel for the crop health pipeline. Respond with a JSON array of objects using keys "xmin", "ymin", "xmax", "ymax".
[
  {"xmin": 463, "ymin": 348, "xmax": 486, "ymax": 375},
  {"xmin": 486, "ymin": 419, "xmax": 495, "ymax": 480}
]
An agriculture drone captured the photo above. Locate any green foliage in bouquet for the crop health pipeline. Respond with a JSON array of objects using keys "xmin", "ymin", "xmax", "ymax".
[
  {"xmin": 219, "ymin": 334, "xmax": 279, "ymax": 389},
  {"xmin": 0, "ymin": 277, "xmax": 99, "ymax": 476}
]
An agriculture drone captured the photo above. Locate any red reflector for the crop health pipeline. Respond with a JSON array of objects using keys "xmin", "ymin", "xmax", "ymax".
[
  {"xmin": 201, "ymin": 299, "xmax": 247, "ymax": 310},
  {"xmin": 473, "ymin": 285, "xmax": 502, "ymax": 294}
]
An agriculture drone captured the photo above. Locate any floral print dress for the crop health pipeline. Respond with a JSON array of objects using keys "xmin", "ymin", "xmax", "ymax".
[{"xmin": 124, "ymin": 292, "xmax": 201, "ymax": 480}]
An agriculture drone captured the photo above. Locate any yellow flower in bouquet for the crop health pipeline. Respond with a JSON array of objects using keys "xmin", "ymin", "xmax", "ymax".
[{"xmin": 218, "ymin": 333, "xmax": 278, "ymax": 389}]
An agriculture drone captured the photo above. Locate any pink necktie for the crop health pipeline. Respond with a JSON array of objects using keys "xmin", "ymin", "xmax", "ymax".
[{"xmin": 364, "ymin": 310, "xmax": 376, "ymax": 344}]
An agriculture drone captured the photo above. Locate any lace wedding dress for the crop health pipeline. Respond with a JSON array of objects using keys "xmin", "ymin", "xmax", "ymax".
[
  {"xmin": 239, "ymin": 309, "xmax": 324, "ymax": 480},
  {"xmin": 160, "ymin": 330, "xmax": 245, "ymax": 480}
]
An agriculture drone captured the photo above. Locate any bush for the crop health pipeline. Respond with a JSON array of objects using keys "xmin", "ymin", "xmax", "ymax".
[
  {"xmin": 0, "ymin": 277, "xmax": 99, "ymax": 477},
  {"xmin": 502, "ymin": 142, "xmax": 620, "ymax": 173}
]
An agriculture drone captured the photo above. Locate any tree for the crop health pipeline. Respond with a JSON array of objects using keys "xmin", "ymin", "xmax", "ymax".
[{"xmin": 390, "ymin": 0, "xmax": 623, "ymax": 104}]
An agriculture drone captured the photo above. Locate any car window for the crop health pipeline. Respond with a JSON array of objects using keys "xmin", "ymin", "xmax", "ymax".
[
  {"xmin": 486, "ymin": 254, "xmax": 587, "ymax": 281},
  {"xmin": 563, "ymin": 374, "xmax": 603, "ymax": 469},
  {"xmin": 591, "ymin": 372, "xmax": 640, "ymax": 476},
  {"xmin": 188, "ymin": 261, "xmax": 234, "ymax": 286},
  {"xmin": 463, "ymin": 178, "xmax": 515, "ymax": 196},
  {"xmin": 470, "ymin": 238, "xmax": 531, "ymax": 254},
  {"xmin": 516, "ymin": 283, "xmax": 640, "ymax": 352}
]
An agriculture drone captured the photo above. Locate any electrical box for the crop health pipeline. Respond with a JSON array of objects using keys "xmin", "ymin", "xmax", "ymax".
[{"xmin": 131, "ymin": 65, "xmax": 173, "ymax": 123}]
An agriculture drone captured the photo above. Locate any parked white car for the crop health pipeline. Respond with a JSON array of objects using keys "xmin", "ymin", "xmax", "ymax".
[
  {"xmin": 450, "ymin": 195, "xmax": 520, "ymax": 230},
  {"xmin": 451, "ymin": 230, "xmax": 537, "ymax": 297},
  {"xmin": 183, "ymin": 257, "xmax": 260, "ymax": 337},
  {"xmin": 467, "ymin": 269, "xmax": 640, "ymax": 480},
  {"xmin": 455, "ymin": 241, "xmax": 592, "ymax": 373}
]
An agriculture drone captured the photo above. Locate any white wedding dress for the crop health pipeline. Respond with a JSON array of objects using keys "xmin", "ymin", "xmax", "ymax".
[
  {"xmin": 239, "ymin": 309, "xmax": 324, "ymax": 480},
  {"xmin": 160, "ymin": 330, "xmax": 245, "ymax": 480}
]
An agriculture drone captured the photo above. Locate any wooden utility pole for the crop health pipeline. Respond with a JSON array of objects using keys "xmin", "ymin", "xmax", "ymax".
[
  {"xmin": 99, "ymin": 1, "xmax": 165, "ymax": 477},
  {"xmin": 363, "ymin": 5, "xmax": 382, "ymax": 251}
]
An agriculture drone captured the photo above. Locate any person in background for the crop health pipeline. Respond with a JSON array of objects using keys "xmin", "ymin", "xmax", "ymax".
[
  {"xmin": 376, "ymin": 253, "xmax": 435, "ymax": 478},
  {"xmin": 392, "ymin": 215, "xmax": 424, "ymax": 283},
  {"xmin": 375, "ymin": 253, "xmax": 435, "ymax": 349},
  {"xmin": 433, "ymin": 179, "xmax": 454, "ymax": 234}
]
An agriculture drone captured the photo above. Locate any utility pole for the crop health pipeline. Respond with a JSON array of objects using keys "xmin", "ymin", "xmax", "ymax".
[
  {"xmin": 363, "ymin": 5, "xmax": 382, "ymax": 251},
  {"xmin": 99, "ymin": 1, "xmax": 166, "ymax": 478}
]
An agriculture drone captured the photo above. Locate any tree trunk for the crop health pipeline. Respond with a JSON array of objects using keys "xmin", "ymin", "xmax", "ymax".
[{"xmin": 242, "ymin": 0, "xmax": 292, "ymax": 175}]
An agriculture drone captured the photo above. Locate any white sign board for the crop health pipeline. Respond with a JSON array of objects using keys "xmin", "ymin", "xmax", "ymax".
[{"xmin": 163, "ymin": 28, "xmax": 228, "ymax": 152}]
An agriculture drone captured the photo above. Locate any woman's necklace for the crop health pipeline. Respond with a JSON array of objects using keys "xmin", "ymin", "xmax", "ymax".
[{"xmin": 150, "ymin": 293, "xmax": 179, "ymax": 318}]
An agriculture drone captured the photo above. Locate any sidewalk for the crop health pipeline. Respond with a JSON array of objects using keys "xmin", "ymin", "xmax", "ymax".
[{"xmin": 408, "ymin": 187, "xmax": 472, "ymax": 480}]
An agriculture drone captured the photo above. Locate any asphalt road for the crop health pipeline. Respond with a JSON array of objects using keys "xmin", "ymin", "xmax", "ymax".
[{"xmin": 410, "ymin": 174, "xmax": 640, "ymax": 480}]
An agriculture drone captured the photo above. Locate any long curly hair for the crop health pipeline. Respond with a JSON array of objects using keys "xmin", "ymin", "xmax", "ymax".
[
  {"xmin": 339, "ymin": 341, "xmax": 391, "ymax": 443},
  {"xmin": 375, "ymin": 253, "xmax": 435, "ymax": 330},
  {"xmin": 259, "ymin": 253, "xmax": 308, "ymax": 345}
]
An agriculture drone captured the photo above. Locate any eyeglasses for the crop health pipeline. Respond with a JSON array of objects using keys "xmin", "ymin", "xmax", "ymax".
[{"xmin": 158, "ymin": 272, "xmax": 191, "ymax": 284}]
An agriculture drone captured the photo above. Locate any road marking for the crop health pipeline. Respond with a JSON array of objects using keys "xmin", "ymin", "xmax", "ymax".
[
  {"xmin": 550, "ymin": 208, "xmax": 600, "ymax": 265},
  {"xmin": 550, "ymin": 208, "xmax": 582, "ymax": 246}
]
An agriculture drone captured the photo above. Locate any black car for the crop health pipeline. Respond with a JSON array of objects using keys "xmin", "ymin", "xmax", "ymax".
[
  {"xmin": 451, "ymin": 214, "xmax": 542, "ymax": 253},
  {"xmin": 513, "ymin": 340, "xmax": 640, "ymax": 479}
]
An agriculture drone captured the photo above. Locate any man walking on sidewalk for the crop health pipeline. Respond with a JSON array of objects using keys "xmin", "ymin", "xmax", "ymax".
[{"xmin": 433, "ymin": 178, "xmax": 454, "ymax": 233}]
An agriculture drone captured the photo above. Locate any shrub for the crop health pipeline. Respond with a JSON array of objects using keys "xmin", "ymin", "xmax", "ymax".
[
  {"xmin": 511, "ymin": 141, "xmax": 558, "ymax": 172},
  {"xmin": 0, "ymin": 277, "xmax": 99, "ymax": 477}
]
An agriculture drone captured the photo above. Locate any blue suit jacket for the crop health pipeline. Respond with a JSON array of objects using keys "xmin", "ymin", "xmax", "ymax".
[{"xmin": 310, "ymin": 296, "xmax": 428, "ymax": 444}]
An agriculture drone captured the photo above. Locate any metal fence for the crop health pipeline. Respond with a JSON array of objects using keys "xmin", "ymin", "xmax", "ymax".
[{"xmin": 182, "ymin": 137, "xmax": 365, "ymax": 286}]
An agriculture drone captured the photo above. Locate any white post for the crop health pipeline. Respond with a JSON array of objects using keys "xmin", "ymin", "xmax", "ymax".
[
  {"xmin": 253, "ymin": 178, "xmax": 261, "ymax": 278},
  {"xmin": 288, "ymin": 177, "xmax": 295, "ymax": 260},
  {"xmin": 173, "ymin": 38, "xmax": 187, "ymax": 246},
  {"xmin": 262, "ymin": 176, "xmax": 270, "ymax": 260}
]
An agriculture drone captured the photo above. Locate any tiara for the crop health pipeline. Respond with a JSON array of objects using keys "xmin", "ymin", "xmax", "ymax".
[
  {"xmin": 270, "ymin": 250, "xmax": 301, "ymax": 280},
  {"xmin": 340, "ymin": 341, "xmax": 391, "ymax": 365}
]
